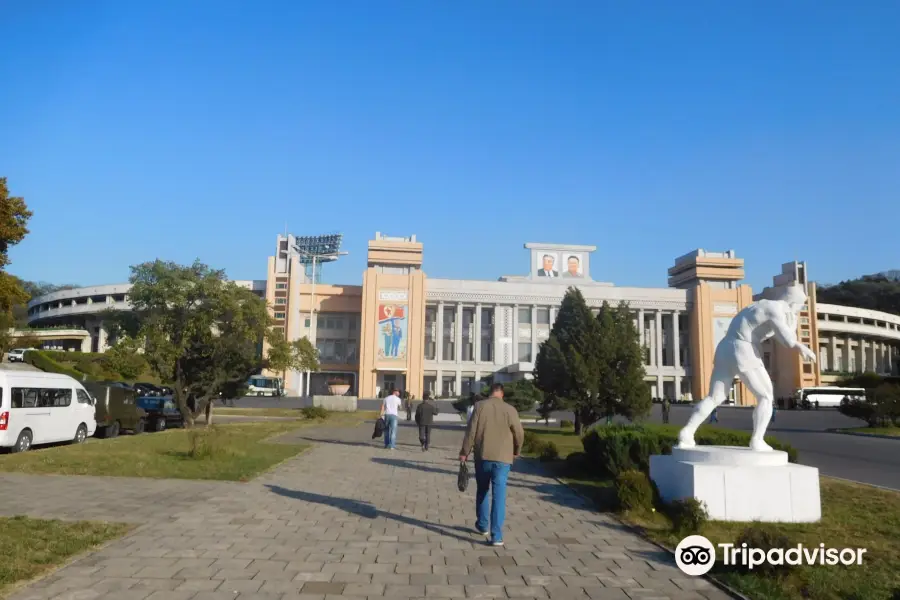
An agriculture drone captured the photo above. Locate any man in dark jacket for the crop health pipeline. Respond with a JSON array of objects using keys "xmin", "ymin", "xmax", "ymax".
[{"xmin": 415, "ymin": 392, "xmax": 439, "ymax": 451}]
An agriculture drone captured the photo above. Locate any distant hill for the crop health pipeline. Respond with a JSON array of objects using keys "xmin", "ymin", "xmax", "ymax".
[{"xmin": 817, "ymin": 271, "xmax": 900, "ymax": 317}]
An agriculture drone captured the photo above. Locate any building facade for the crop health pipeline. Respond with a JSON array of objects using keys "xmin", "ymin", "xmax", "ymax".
[{"xmin": 26, "ymin": 232, "xmax": 900, "ymax": 402}]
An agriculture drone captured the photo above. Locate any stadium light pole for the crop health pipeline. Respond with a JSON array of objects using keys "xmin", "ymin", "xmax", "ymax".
[{"xmin": 294, "ymin": 247, "xmax": 348, "ymax": 397}]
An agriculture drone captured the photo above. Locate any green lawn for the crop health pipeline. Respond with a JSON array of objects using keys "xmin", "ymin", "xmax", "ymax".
[
  {"xmin": 0, "ymin": 421, "xmax": 309, "ymax": 481},
  {"xmin": 839, "ymin": 426, "xmax": 900, "ymax": 437},
  {"xmin": 216, "ymin": 407, "xmax": 305, "ymax": 418},
  {"xmin": 0, "ymin": 516, "xmax": 131, "ymax": 597},
  {"xmin": 526, "ymin": 427, "xmax": 900, "ymax": 600}
]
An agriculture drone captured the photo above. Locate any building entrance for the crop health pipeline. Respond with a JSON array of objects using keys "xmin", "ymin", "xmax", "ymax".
[{"xmin": 376, "ymin": 372, "xmax": 406, "ymax": 398}]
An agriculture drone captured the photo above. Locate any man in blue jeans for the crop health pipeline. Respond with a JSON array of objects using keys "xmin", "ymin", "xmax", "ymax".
[
  {"xmin": 459, "ymin": 383, "xmax": 525, "ymax": 547},
  {"xmin": 380, "ymin": 388, "xmax": 402, "ymax": 450}
]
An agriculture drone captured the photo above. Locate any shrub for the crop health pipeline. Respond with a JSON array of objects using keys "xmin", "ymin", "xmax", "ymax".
[
  {"xmin": 666, "ymin": 497, "xmax": 708, "ymax": 535},
  {"xmin": 581, "ymin": 424, "xmax": 798, "ymax": 478},
  {"xmin": 522, "ymin": 430, "xmax": 542, "ymax": 454},
  {"xmin": 615, "ymin": 469, "xmax": 654, "ymax": 513},
  {"xmin": 560, "ymin": 419, "xmax": 574, "ymax": 429},
  {"xmin": 25, "ymin": 350, "xmax": 87, "ymax": 380},
  {"xmin": 539, "ymin": 441, "xmax": 560, "ymax": 461},
  {"xmin": 301, "ymin": 406, "xmax": 329, "ymax": 420},
  {"xmin": 734, "ymin": 523, "xmax": 795, "ymax": 577},
  {"xmin": 188, "ymin": 426, "xmax": 226, "ymax": 460}
]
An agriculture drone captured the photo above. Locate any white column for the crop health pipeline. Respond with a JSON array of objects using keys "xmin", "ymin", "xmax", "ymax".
[
  {"xmin": 655, "ymin": 310, "xmax": 664, "ymax": 368},
  {"xmin": 673, "ymin": 311, "xmax": 681, "ymax": 369},
  {"xmin": 436, "ymin": 302, "xmax": 445, "ymax": 362},
  {"xmin": 830, "ymin": 337, "xmax": 837, "ymax": 372},
  {"xmin": 455, "ymin": 303, "xmax": 463, "ymax": 363},
  {"xmin": 859, "ymin": 339, "xmax": 867, "ymax": 372},
  {"xmin": 674, "ymin": 375, "xmax": 682, "ymax": 399},
  {"xmin": 638, "ymin": 309, "xmax": 646, "ymax": 365},
  {"xmin": 436, "ymin": 369, "xmax": 442, "ymax": 397},
  {"xmin": 845, "ymin": 337, "xmax": 853, "ymax": 371},
  {"xmin": 474, "ymin": 304, "xmax": 482, "ymax": 363},
  {"xmin": 530, "ymin": 305, "xmax": 538, "ymax": 363}
]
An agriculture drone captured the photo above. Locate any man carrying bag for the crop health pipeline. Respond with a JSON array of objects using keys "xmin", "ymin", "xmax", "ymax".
[{"xmin": 459, "ymin": 383, "xmax": 524, "ymax": 547}]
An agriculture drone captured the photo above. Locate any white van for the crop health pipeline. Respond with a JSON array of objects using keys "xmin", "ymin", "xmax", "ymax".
[{"xmin": 0, "ymin": 371, "xmax": 97, "ymax": 453}]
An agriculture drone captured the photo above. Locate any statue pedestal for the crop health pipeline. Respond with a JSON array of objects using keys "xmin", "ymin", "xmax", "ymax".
[{"xmin": 649, "ymin": 446, "xmax": 821, "ymax": 523}]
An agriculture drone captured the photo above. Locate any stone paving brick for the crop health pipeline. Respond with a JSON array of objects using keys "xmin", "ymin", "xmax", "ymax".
[{"xmin": 1, "ymin": 421, "xmax": 736, "ymax": 600}]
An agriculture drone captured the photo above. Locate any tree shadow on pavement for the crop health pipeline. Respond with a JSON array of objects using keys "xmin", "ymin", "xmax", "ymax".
[{"xmin": 264, "ymin": 484, "xmax": 479, "ymax": 544}]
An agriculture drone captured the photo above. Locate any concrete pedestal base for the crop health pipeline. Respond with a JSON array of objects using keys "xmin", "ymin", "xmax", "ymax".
[
  {"xmin": 311, "ymin": 396, "xmax": 358, "ymax": 412},
  {"xmin": 649, "ymin": 446, "xmax": 821, "ymax": 523}
]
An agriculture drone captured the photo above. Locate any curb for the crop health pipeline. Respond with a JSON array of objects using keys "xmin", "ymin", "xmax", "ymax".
[
  {"xmin": 546, "ymin": 466, "xmax": 750, "ymax": 600},
  {"xmin": 826, "ymin": 429, "xmax": 900, "ymax": 440}
]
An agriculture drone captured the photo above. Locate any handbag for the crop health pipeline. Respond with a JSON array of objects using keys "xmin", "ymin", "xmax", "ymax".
[
  {"xmin": 457, "ymin": 460, "xmax": 469, "ymax": 492},
  {"xmin": 373, "ymin": 417, "xmax": 386, "ymax": 439}
]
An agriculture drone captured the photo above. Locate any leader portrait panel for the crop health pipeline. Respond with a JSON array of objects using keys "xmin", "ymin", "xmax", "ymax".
[
  {"xmin": 536, "ymin": 253, "xmax": 560, "ymax": 278},
  {"xmin": 562, "ymin": 254, "xmax": 583, "ymax": 277}
]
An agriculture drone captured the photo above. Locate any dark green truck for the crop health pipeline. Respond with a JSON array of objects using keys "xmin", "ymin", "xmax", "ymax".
[{"xmin": 83, "ymin": 382, "xmax": 148, "ymax": 437}]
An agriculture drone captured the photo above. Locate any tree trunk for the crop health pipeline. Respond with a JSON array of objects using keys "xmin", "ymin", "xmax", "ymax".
[
  {"xmin": 574, "ymin": 413, "xmax": 582, "ymax": 435},
  {"xmin": 205, "ymin": 401, "xmax": 213, "ymax": 426}
]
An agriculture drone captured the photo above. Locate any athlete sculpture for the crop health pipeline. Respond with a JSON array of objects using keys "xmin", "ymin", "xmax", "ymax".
[{"xmin": 678, "ymin": 284, "xmax": 816, "ymax": 452}]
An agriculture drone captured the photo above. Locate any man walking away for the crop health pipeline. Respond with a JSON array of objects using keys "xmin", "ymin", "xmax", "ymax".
[
  {"xmin": 662, "ymin": 398, "xmax": 671, "ymax": 424},
  {"xmin": 380, "ymin": 388, "xmax": 402, "ymax": 450},
  {"xmin": 459, "ymin": 383, "xmax": 525, "ymax": 547},
  {"xmin": 415, "ymin": 392, "xmax": 439, "ymax": 451}
]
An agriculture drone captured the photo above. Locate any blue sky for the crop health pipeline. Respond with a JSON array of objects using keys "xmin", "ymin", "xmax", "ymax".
[{"xmin": 2, "ymin": 1, "xmax": 899, "ymax": 291}]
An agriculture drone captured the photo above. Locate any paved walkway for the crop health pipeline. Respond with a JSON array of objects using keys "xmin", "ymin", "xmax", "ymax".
[{"xmin": 2, "ymin": 420, "xmax": 732, "ymax": 600}]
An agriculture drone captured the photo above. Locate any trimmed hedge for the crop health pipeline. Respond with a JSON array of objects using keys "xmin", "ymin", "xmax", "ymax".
[
  {"xmin": 25, "ymin": 350, "xmax": 88, "ymax": 380},
  {"xmin": 581, "ymin": 423, "xmax": 798, "ymax": 478}
]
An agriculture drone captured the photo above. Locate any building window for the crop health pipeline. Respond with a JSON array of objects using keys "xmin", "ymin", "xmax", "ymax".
[
  {"xmin": 274, "ymin": 312, "xmax": 286, "ymax": 320},
  {"xmin": 275, "ymin": 298, "xmax": 287, "ymax": 305},
  {"xmin": 461, "ymin": 307, "xmax": 475, "ymax": 362},
  {"xmin": 480, "ymin": 307, "xmax": 494, "ymax": 362},
  {"xmin": 304, "ymin": 318, "xmax": 310, "ymax": 328},
  {"xmin": 518, "ymin": 342, "xmax": 532, "ymax": 363},
  {"xmin": 443, "ymin": 306, "xmax": 456, "ymax": 361},
  {"xmin": 424, "ymin": 306, "xmax": 437, "ymax": 361},
  {"xmin": 275, "ymin": 283, "xmax": 287, "ymax": 290},
  {"xmin": 536, "ymin": 308, "xmax": 550, "ymax": 325},
  {"xmin": 518, "ymin": 307, "xmax": 532, "ymax": 324}
]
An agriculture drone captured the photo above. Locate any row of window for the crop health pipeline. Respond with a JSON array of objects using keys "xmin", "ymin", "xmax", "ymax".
[{"xmin": 8, "ymin": 387, "xmax": 92, "ymax": 409}]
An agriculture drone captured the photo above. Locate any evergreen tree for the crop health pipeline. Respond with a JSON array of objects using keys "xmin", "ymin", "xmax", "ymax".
[
  {"xmin": 595, "ymin": 301, "xmax": 651, "ymax": 422},
  {"xmin": 533, "ymin": 287, "xmax": 602, "ymax": 433}
]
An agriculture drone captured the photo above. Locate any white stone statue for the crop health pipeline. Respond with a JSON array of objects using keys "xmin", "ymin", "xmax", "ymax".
[{"xmin": 678, "ymin": 283, "xmax": 816, "ymax": 451}]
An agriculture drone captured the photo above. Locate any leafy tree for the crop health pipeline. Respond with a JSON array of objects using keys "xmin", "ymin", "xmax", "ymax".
[
  {"xmin": 265, "ymin": 330, "xmax": 320, "ymax": 380},
  {"xmin": 817, "ymin": 273, "xmax": 900, "ymax": 317},
  {"xmin": 838, "ymin": 384, "xmax": 900, "ymax": 427},
  {"xmin": 502, "ymin": 378, "xmax": 544, "ymax": 413},
  {"xmin": 11, "ymin": 333, "xmax": 42, "ymax": 349},
  {"xmin": 102, "ymin": 337, "xmax": 148, "ymax": 381},
  {"xmin": 533, "ymin": 287, "xmax": 602, "ymax": 433},
  {"xmin": 118, "ymin": 260, "xmax": 275, "ymax": 427},
  {"xmin": 594, "ymin": 301, "xmax": 651, "ymax": 423},
  {"xmin": 0, "ymin": 178, "xmax": 33, "ymax": 351}
]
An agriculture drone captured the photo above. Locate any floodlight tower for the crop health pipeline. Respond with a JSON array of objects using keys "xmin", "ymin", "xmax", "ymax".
[{"xmin": 291, "ymin": 233, "xmax": 348, "ymax": 396}]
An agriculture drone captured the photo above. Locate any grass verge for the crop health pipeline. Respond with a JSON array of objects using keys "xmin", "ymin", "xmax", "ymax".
[
  {"xmin": 0, "ymin": 516, "xmax": 131, "ymax": 597},
  {"xmin": 525, "ymin": 427, "xmax": 900, "ymax": 600},
  {"xmin": 837, "ymin": 426, "xmax": 900, "ymax": 437},
  {"xmin": 0, "ymin": 421, "xmax": 308, "ymax": 481},
  {"xmin": 216, "ymin": 407, "xmax": 305, "ymax": 418}
]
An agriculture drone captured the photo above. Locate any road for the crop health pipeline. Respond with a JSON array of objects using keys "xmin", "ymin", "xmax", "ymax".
[{"xmin": 233, "ymin": 395, "xmax": 900, "ymax": 491}]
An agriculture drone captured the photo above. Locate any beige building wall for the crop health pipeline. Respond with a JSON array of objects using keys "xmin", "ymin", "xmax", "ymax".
[{"xmin": 358, "ymin": 235, "xmax": 426, "ymax": 399}]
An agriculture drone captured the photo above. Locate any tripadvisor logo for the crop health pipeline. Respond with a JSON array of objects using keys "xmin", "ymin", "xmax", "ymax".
[{"xmin": 675, "ymin": 535, "xmax": 867, "ymax": 577}]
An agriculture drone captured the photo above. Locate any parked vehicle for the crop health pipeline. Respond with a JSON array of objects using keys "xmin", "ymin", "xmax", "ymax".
[
  {"xmin": 136, "ymin": 396, "xmax": 184, "ymax": 431},
  {"xmin": 133, "ymin": 382, "xmax": 163, "ymax": 397},
  {"xmin": 247, "ymin": 376, "xmax": 284, "ymax": 397},
  {"xmin": 0, "ymin": 370, "xmax": 97, "ymax": 452},
  {"xmin": 6, "ymin": 348, "xmax": 31, "ymax": 363},
  {"xmin": 83, "ymin": 382, "xmax": 147, "ymax": 437}
]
